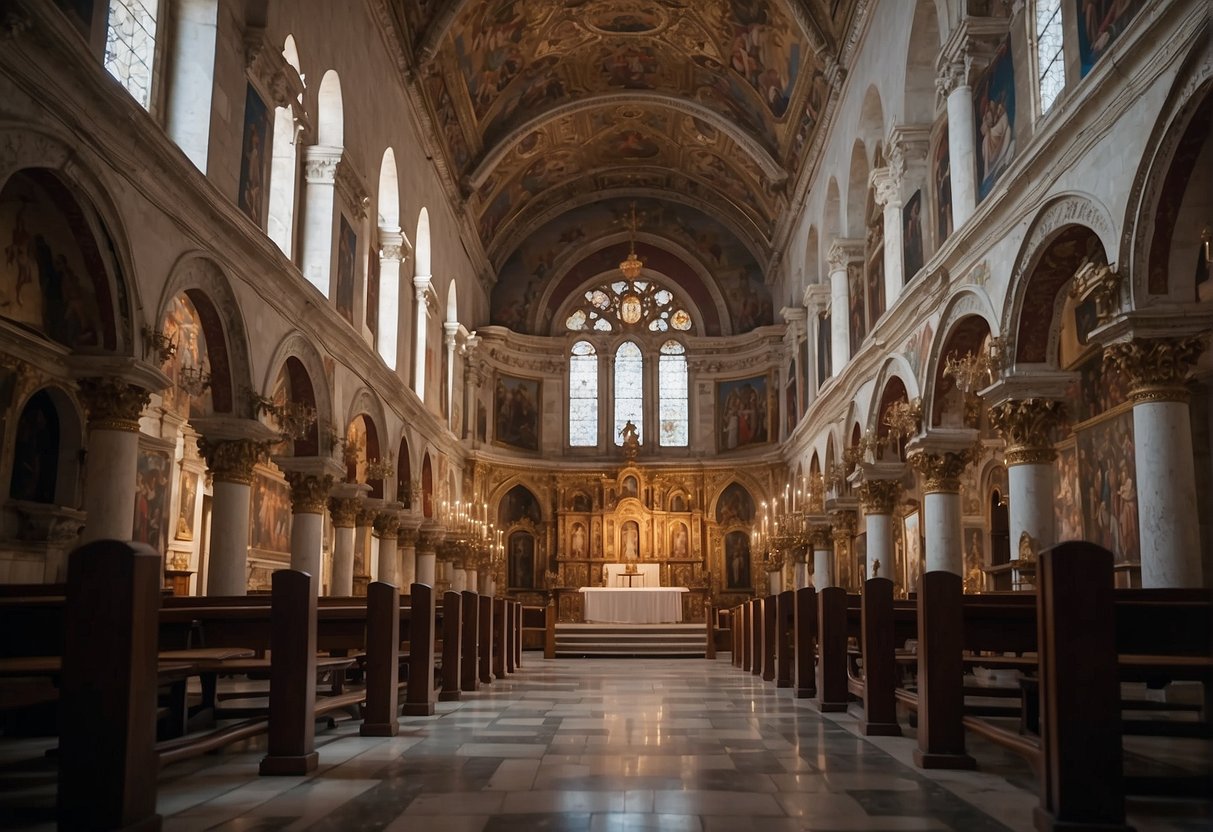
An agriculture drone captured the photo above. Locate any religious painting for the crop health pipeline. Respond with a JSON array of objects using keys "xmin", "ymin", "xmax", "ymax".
[
  {"xmin": 159, "ymin": 293, "xmax": 213, "ymax": 419},
  {"xmin": 621, "ymin": 475, "xmax": 638, "ymax": 499},
  {"xmin": 963, "ymin": 526, "xmax": 986, "ymax": 593},
  {"xmin": 670, "ymin": 493, "xmax": 686, "ymax": 513},
  {"xmin": 903, "ymin": 510, "xmax": 922, "ymax": 594},
  {"xmin": 933, "ymin": 122, "xmax": 953, "ymax": 246},
  {"xmin": 1077, "ymin": 351, "xmax": 1130, "ymax": 422},
  {"xmin": 717, "ymin": 375, "xmax": 770, "ymax": 451},
  {"xmin": 816, "ymin": 311, "xmax": 831, "ymax": 387},
  {"xmin": 366, "ymin": 239, "xmax": 380, "ymax": 338},
  {"xmin": 570, "ymin": 522, "xmax": 587, "ymax": 558},
  {"xmin": 335, "ymin": 216, "xmax": 357, "ymax": 325},
  {"xmin": 670, "ymin": 522, "xmax": 690, "ymax": 558},
  {"xmin": 571, "ymin": 492, "xmax": 592, "ymax": 513},
  {"xmin": 1077, "ymin": 0, "xmax": 1145, "ymax": 77},
  {"xmin": 973, "ymin": 36, "xmax": 1016, "ymax": 201},
  {"xmin": 238, "ymin": 84, "xmax": 270, "ymax": 225},
  {"xmin": 9, "ymin": 390, "xmax": 60, "ymax": 505},
  {"xmin": 1073, "ymin": 295, "xmax": 1098, "ymax": 346},
  {"xmin": 847, "ymin": 262, "xmax": 865, "ymax": 356},
  {"xmin": 508, "ymin": 531, "xmax": 535, "ymax": 589},
  {"xmin": 1077, "ymin": 411, "xmax": 1138, "ymax": 563},
  {"xmin": 620, "ymin": 520, "xmax": 640, "ymax": 559},
  {"xmin": 785, "ymin": 378, "xmax": 797, "ymax": 438},
  {"xmin": 903, "ymin": 190, "xmax": 925, "ymax": 281},
  {"xmin": 132, "ymin": 448, "xmax": 171, "ymax": 554},
  {"xmin": 175, "ymin": 470, "xmax": 198, "ymax": 541},
  {"xmin": 724, "ymin": 530, "xmax": 752, "ymax": 590},
  {"xmin": 1053, "ymin": 442, "xmax": 1083, "ymax": 542},
  {"xmin": 499, "ymin": 484, "xmax": 541, "ymax": 525},
  {"xmin": 250, "ymin": 473, "xmax": 291, "ymax": 556},
  {"xmin": 0, "ymin": 171, "xmax": 105, "ymax": 349},
  {"xmin": 494, "ymin": 374, "xmax": 541, "ymax": 451},
  {"xmin": 476, "ymin": 401, "xmax": 488, "ymax": 443},
  {"xmin": 865, "ymin": 257, "xmax": 885, "ymax": 330},
  {"xmin": 716, "ymin": 482, "xmax": 756, "ymax": 525}
]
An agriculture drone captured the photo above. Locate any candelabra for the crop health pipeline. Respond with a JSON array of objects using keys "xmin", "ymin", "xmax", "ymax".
[
  {"xmin": 752, "ymin": 478, "xmax": 814, "ymax": 573},
  {"xmin": 141, "ymin": 326, "xmax": 176, "ymax": 364},
  {"xmin": 441, "ymin": 498, "xmax": 497, "ymax": 573},
  {"xmin": 944, "ymin": 348, "xmax": 994, "ymax": 426},
  {"xmin": 177, "ymin": 365, "xmax": 211, "ymax": 397},
  {"xmin": 364, "ymin": 451, "xmax": 395, "ymax": 482},
  {"xmin": 883, "ymin": 398, "xmax": 922, "ymax": 449}
]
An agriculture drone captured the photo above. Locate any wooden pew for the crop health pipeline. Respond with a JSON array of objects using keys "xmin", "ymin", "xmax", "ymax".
[
  {"xmin": 440, "ymin": 591, "xmax": 463, "ymax": 701},
  {"xmin": 761, "ymin": 595, "xmax": 777, "ymax": 682},
  {"xmin": 493, "ymin": 598, "xmax": 507, "ymax": 678},
  {"xmin": 775, "ymin": 590, "xmax": 793, "ymax": 688},
  {"xmin": 403, "ymin": 583, "xmax": 436, "ymax": 715},
  {"xmin": 479, "ymin": 595, "xmax": 494, "ymax": 685},
  {"xmin": 460, "ymin": 591, "xmax": 478, "ymax": 693},
  {"xmin": 793, "ymin": 587, "xmax": 816, "ymax": 699},
  {"xmin": 816, "ymin": 587, "xmax": 848, "ymax": 712},
  {"xmin": 749, "ymin": 598, "xmax": 762, "ymax": 677}
]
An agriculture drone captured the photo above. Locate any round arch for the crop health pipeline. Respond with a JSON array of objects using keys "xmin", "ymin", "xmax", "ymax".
[
  {"xmin": 920, "ymin": 285, "xmax": 1000, "ymax": 426},
  {"xmin": 262, "ymin": 330, "xmax": 336, "ymax": 452},
  {"xmin": 316, "ymin": 70, "xmax": 343, "ymax": 147}
]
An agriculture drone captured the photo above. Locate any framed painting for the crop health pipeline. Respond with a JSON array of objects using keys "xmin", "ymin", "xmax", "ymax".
[
  {"xmin": 932, "ymin": 119, "xmax": 952, "ymax": 247},
  {"xmin": 717, "ymin": 374, "xmax": 770, "ymax": 451},
  {"xmin": 133, "ymin": 448, "xmax": 172, "ymax": 553},
  {"xmin": 335, "ymin": 216, "xmax": 357, "ymax": 324},
  {"xmin": 973, "ymin": 35, "xmax": 1016, "ymax": 201},
  {"xmin": 175, "ymin": 469, "xmax": 198, "ymax": 541},
  {"xmin": 237, "ymin": 84, "xmax": 271, "ymax": 225},
  {"xmin": 903, "ymin": 510, "xmax": 922, "ymax": 593},
  {"xmin": 250, "ymin": 472, "xmax": 292, "ymax": 556},
  {"xmin": 903, "ymin": 189, "xmax": 925, "ymax": 281},
  {"xmin": 1077, "ymin": 0, "xmax": 1145, "ymax": 77},
  {"xmin": 494, "ymin": 374, "xmax": 541, "ymax": 451},
  {"xmin": 723, "ymin": 530, "xmax": 752, "ymax": 590}
]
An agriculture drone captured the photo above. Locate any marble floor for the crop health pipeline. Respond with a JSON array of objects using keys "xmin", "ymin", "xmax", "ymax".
[{"xmin": 1, "ymin": 656, "xmax": 1208, "ymax": 831}]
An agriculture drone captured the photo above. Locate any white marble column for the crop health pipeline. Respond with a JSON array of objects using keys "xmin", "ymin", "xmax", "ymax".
[
  {"xmin": 859, "ymin": 480, "xmax": 900, "ymax": 581},
  {"xmin": 826, "ymin": 242, "xmax": 855, "ymax": 376},
  {"xmin": 77, "ymin": 377, "xmax": 153, "ymax": 544},
  {"xmin": 373, "ymin": 512, "xmax": 400, "ymax": 587},
  {"xmin": 444, "ymin": 321, "xmax": 459, "ymax": 426},
  {"xmin": 413, "ymin": 276, "xmax": 431, "ymax": 399},
  {"xmin": 398, "ymin": 528, "xmax": 418, "ymax": 587},
  {"xmin": 939, "ymin": 61, "xmax": 977, "ymax": 226},
  {"xmin": 910, "ymin": 446, "xmax": 973, "ymax": 577},
  {"xmin": 871, "ymin": 167, "xmax": 904, "ymax": 308},
  {"xmin": 197, "ymin": 436, "xmax": 271, "ymax": 596},
  {"xmin": 794, "ymin": 558, "xmax": 810, "ymax": 589},
  {"xmin": 416, "ymin": 533, "xmax": 438, "ymax": 586},
  {"xmin": 284, "ymin": 471, "xmax": 335, "ymax": 584},
  {"xmin": 329, "ymin": 496, "xmax": 360, "ymax": 596},
  {"xmin": 1105, "ymin": 338, "xmax": 1205, "ymax": 587},
  {"xmin": 355, "ymin": 508, "xmax": 375, "ymax": 594},
  {"xmin": 990, "ymin": 399, "xmax": 1066, "ymax": 560},
  {"xmin": 377, "ymin": 230, "xmax": 405, "ymax": 370},
  {"xmin": 300, "ymin": 146, "xmax": 342, "ymax": 296}
]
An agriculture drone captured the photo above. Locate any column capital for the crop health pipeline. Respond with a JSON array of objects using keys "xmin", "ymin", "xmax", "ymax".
[
  {"xmin": 829, "ymin": 510, "xmax": 857, "ymax": 539},
  {"xmin": 1102, "ymin": 336, "xmax": 1206, "ymax": 404},
  {"xmin": 373, "ymin": 512, "xmax": 401, "ymax": 540},
  {"xmin": 303, "ymin": 144, "xmax": 342, "ymax": 183},
  {"xmin": 77, "ymin": 376, "xmax": 153, "ymax": 432},
  {"xmin": 329, "ymin": 496, "xmax": 361, "ymax": 528},
  {"xmin": 935, "ymin": 60, "xmax": 968, "ymax": 97},
  {"xmin": 988, "ymin": 398, "xmax": 1066, "ymax": 465},
  {"xmin": 803, "ymin": 283, "xmax": 831, "ymax": 313},
  {"xmin": 870, "ymin": 166, "xmax": 902, "ymax": 209},
  {"xmin": 398, "ymin": 527, "xmax": 419, "ymax": 547},
  {"xmin": 378, "ymin": 228, "xmax": 409, "ymax": 262},
  {"xmin": 808, "ymin": 523, "xmax": 833, "ymax": 549},
  {"xmin": 285, "ymin": 471, "xmax": 335, "ymax": 514},
  {"xmin": 197, "ymin": 437, "xmax": 272, "ymax": 485},
  {"xmin": 908, "ymin": 447, "xmax": 973, "ymax": 493},
  {"xmin": 356, "ymin": 507, "xmax": 378, "ymax": 527},
  {"xmin": 826, "ymin": 238, "xmax": 864, "ymax": 272},
  {"xmin": 857, "ymin": 479, "xmax": 901, "ymax": 516},
  {"xmin": 886, "ymin": 123, "xmax": 932, "ymax": 176}
]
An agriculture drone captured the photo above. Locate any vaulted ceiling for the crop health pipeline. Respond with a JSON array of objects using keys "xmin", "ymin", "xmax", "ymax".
[{"xmin": 388, "ymin": 1, "xmax": 863, "ymax": 333}]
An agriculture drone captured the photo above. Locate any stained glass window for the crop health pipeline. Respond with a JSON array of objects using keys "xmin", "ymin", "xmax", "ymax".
[
  {"xmin": 568, "ymin": 341, "xmax": 598, "ymax": 447},
  {"xmin": 658, "ymin": 340, "xmax": 688, "ymax": 447},
  {"xmin": 1035, "ymin": 0, "xmax": 1065, "ymax": 114},
  {"xmin": 105, "ymin": 0, "xmax": 159, "ymax": 110},
  {"xmin": 614, "ymin": 341, "xmax": 643, "ymax": 445},
  {"xmin": 565, "ymin": 277, "xmax": 694, "ymax": 334}
]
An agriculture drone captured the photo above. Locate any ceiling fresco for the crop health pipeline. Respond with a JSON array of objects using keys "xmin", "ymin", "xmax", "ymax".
[
  {"xmin": 394, "ymin": 0, "xmax": 857, "ymax": 330},
  {"xmin": 490, "ymin": 197, "xmax": 773, "ymax": 336}
]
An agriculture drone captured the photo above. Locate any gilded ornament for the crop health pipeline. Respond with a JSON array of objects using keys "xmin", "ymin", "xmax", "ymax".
[
  {"xmin": 908, "ymin": 448, "xmax": 973, "ymax": 493},
  {"xmin": 988, "ymin": 398, "xmax": 1065, "ymax": 465},
  {"xmin": 79, "ymin": 376, "xmax": 151, "ymax": 432},
  {"xmin": 196, "ymin": 437, "xmax": 270, "ymax": 485},
  {"xmin": 286, "ymin": 472, "xmax": 334, "ymax": 514},
  {"xmin": 858, "ymin": 479, "xmax": 900, "ymax": 515},
  {"xmin": 1102, "ymin": 336, "xmax": 1206, "ymax": 404},
  {"xmin": 329, "ymin": 497, "xmax": 361, "ymax": 527}
]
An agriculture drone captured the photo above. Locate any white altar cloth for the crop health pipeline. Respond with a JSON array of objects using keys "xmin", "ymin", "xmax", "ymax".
[
  {"xmin": 602, "ymin": 563, "xmax": 661, "ymax": 587},
  {"xmin": 579, "ymin": 587, "xmax": 688, "ymax": 624}
]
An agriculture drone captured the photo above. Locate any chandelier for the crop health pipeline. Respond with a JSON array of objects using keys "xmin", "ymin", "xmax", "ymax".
[
  {"xmin": 177, "ymin": 365, "xmax": 211, "ymax": 397},
  {"xmin": 618, "ymin": 203, "xmax": 644, "ymax": 280}
]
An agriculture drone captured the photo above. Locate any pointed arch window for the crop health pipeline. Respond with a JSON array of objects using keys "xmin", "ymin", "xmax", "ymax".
[
  {"xmin": 613, "ymin": 341, "xmax": 643, "ymax": 445},
  {"xmin": 658, "ymin": 340, "xmax": 688, "ymax": 447},
  {"xmin": 569, "ymin": 340, "xmax": 598, "ymax": 447}
]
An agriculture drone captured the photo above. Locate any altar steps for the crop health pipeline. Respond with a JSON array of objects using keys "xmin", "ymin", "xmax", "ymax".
[{"xmin": 553, "ymin": 623, "xmax": 706, "ymax": 658}]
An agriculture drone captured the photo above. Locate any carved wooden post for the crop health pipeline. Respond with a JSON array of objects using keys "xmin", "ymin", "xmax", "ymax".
[
  {"xmin": 460, "ymin": 590, "xmax": 479, "ymax": 692},
  {"xmin": 493, "ymin": 598, "xmax": 507, "ymax": 677},
  {"xmin": 479, "ymin": 594, "xmax": 495, "ymax": 684},
  {"xmin": 441, "ymin": 590, "xmax": 463, "ymax": 700},
  {"xmin": 544, "ymin": 599, "xmax": 557, "ymax": 659},
  {"xmin": 762, "ymin": 594, "xmax": 777, "ymax": 682},
  {"xmin": 860, "ymin": 577, "xmax": 901, "ymax": 736},
  {"xmin": 794, "ymin": 587, "xmax": 817, "ymax": 699},
  {"xmin": 403, "ymin": 582, "xmax": 436, "ymax": 715},
  {"xmin": 914, "ymin": 570, "xmax": 974, "ymax": 768},
  {"xmin": 705, "ymin": 600, "xmax": 717, "ymax": 660},
  {"xmin": 776, "ymin": 590, "xmax": 794, "ymax": 688},
  {"xmin": 361, "ymin": 581, "xmax": 400, "ymax": 736},
  {"xmin": 59, "ymin": 541, "xmax": 162, "ymax": 831},
  {"xmin": 260, "ymin": 569, "xmax": 318, "ymax": 775},
  {"xmin": 750, "ymin": 599, "xmax": 763, "ymax": 676},
  {"xmin": 817, "ymin": 586, "xmax": 848, "ymax": 711},
  {"xmin": 512, "ymin": 601, "xmax": 522, "ymax": 669}
]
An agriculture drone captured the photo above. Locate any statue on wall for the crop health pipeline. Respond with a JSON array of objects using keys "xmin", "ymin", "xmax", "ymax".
[
  {"xmin": 571, "ymin": 521, "xmax": 586, "ymax": 557},
  {"xmin": 621, "ymin": 520, "xmax": 639, "ymax": 559},
  {"xmin": 672, "ymin": 523, "xmax": 688, "ymax": 557},
  {"xmin": 619, "ymin": 420, "xmax": 640, "ymax": 460}
]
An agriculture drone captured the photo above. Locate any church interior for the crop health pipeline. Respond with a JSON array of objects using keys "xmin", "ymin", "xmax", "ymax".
[{"xmin": 0, "ymin": 0, "xmax": 1210, "ymax": 829}]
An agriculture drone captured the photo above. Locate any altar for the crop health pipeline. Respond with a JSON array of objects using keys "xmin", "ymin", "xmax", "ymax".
[
  {"xmin": 579, "ymin": 587, "xmax": 688, "ymax": 624},
  {"xmin": 602, "ymin": 562, "xmax": 660, "ymax": 587}
]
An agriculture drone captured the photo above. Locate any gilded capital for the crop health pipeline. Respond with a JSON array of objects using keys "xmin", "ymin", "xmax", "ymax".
[
  {"xmin": 329, "ymin": 496, "xmax": 361, "ymax": 527},
  {"xmin": 909, "ymin": 448, "xmax": 973, "ymax": 493},
  {"xmin": 858, "ymin": 479, "xmax": 901, "ymax": 515},
  {"xmin": 197, "ymin": 437, "xmax": 270, "ymax": 485},
  {"xmin": 417, "ymin": 532, "xmax": 441, "ymax": 554},
  {"xmin": 78, "ymin": 376, "xmax": 151, "ymax": 432},
  {"xmin": 988, "ymin": 398, "xmax": 1065, "ymax": 466},
  {"xmin": 356, "ymin": 508, "xmax": 377, "ymax": 527},
  {"xmin": 286, "ymin": 472, "xmax": 333, "ymax": 514},
  {"xmin": 830, "ymin": 511, "xmax": 856, "ymax": 540},
  {"xmin": 808, "ymin": 524, "xmax": 833, "ymax": 549},
  {"xmin": 373, "ymin": 512, "xmax": 401, "ymax": 539},
  {"xmin": 1102, "ymin": 336, "xmax": 1206, "ymax": 404}
]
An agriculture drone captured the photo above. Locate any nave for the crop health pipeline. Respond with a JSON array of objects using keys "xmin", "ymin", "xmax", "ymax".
[{"xmin": 2, "ymin": 658, "xmax": 1203, "ymax": 832}]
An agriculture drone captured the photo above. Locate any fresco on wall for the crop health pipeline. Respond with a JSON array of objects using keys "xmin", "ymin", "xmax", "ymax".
[
  {"xmin": 933, "ymin": 123, "xmax": 953, "ymax": 246},
  {"xmin": 9, "ymin": 390, "xmax": 60, "ymax": 504},
  {"xmin": 1053, "ymin": 441, "xmax": 1083, "ymax": 541},
  {"xmin": 718, "ymin": 375, "xmax": 770, "ymax": 451},
  {"xmin": 1077, "ymin": 0, "xmax": 1145, "ymax": 76},
  {"xmin": 1077, "ymin": 411, "xmax": 1138, "ymax": 563},
  {"xmin": 133, "ymin": 448, "xmax": 171, "ymax": 554},
  {"xmin": 847, "ymin": 261, "xmax": 865, "ymax": 356},
  {"xmin": 963, "ymin": 526, "xmax": 986, "ymax": 592},
  {"xmin": 724, "ymin": 529, "xmax": 752, "ymax": 589},
  {"xmin": 903, "ymin": 190, "xmax": 925, "ymax": 280},
  {"xmin": 620, "ymin": 520, "xmax": 640, "ymax": 558},
  {"xmin": 175, "ymin": 470, "xmax": 198, "ymax": 541},
  {"xmin": 0, "ymin": 172, "xmax": 105, "ymax": 349},
  {"xmin": 238, "ymin": 85, "xmax": 270, "ymax": 225},
  {"xmin": 250, "ymin": 473, "xmax": 291, "ymax": 555},
  {"xmin": 1077, "ymin": 352, "xmax": 1130, "ymax": 422},
  {"xmin": 716, "ymin": 482, "xmax": 756, "ymax": 524},
  {"xmin": 335, "ymin": 217, "xmax": 357, "ymax": 325},
  {"xmin": 508, "ymin": 530, "xmax": 536, "ymax": 588},
  {"xmin": 494, "ymin": 374, "xmax": 541, "ymax": 451},
  {"xmin": 159, "ymin": 294, "xmax": 213, "ymax": 419},
  {"xmin": 973, "ymin": 37, "xmax": 1016, "ymax": 201}
]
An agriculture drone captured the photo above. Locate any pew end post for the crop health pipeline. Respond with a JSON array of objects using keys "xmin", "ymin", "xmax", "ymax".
[
  {"xmin": 913, "ymin": 570, "xmax": 974, "ymax": 770},
  {"xmin": 861, "ymin": 577, "xmax": 902, "ymax": 737},
  {"xmin": 260, "ymin": 569, "xmax": 319, "ymax": 776},
  {"xmin": 403, "ymin": 583, "xmax": 436, "ymax": 716},
  {"xmin": 816, "ymin": 587, "xmax": 849, "ymax": 712},
  {"xmin": 360, "ymin": 581, "xmax": 401, "ymax": 737},
  {"xmin": 794, "ymin": 587, "xmax": 817, "ymax": 699},
  {"xmin": 442, "ymin": 591, "xmax": 464, "ymax": 701},
  {"xmin": 544, "ymin": 600, "xmax": 556, "ymax": 659},
  {"xmin": 776, "ymin": 590, "xmax": 794, "ymax": 688}
]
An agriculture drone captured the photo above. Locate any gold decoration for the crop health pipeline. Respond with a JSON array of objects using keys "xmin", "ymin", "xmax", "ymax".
[
  {"xmin": 373, "ymin": 512, "xmax": 401, "ymax": 539},
  {"xmin": 908, "ymin": 447, "xmax": 973, "ymax": 493},
  {"xmin": 988, "ymin": 398, "xmax": 1065, "ymax": 466},
  {"xmin": 78, "ymin": 376, "xmax": 151, "ymax": 432},
  {"xmin": 356, "ymin": 507, "xmax": 377, "ymax": 527},
  {"xmin": 1068, "ymin": 258, "xmax": 1122, "ymax": 323},
  {"xmin": 329, "ymin": 497, "xmax": 361, "ymax": 527},
  {"xmin": 285, "ymin": 472, "xmax": 334, "ymax": 514},
  {"xmin": 858, "ymin": 479, "xmax": 901, "ymax": 515},
  {"xmin": 196, "ymin": 437, "xmax": 270, "ymax": 485},
  {"xmin": 619, "ymin": 203, "xmax": 644, "ymax": 280},
  {"xmin": 883, "ymin": 398, "xmax": 922, "ymax": 445},
  {"xmin": 1102, "ymin": 336, "xmax": 1206, "ymax": 404},
  {"xmin": 1013, "ymin": 530, "xmax": 1038, "ymax": 566},
  {"xmin": 808, "ymin": 524, "xmax": 833, "ymax": 549}
]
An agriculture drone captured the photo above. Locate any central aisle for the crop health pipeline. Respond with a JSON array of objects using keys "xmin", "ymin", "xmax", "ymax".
[{"xmin": 147, "ymin": 658, "xmax": 1055, "ymax": 831}]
